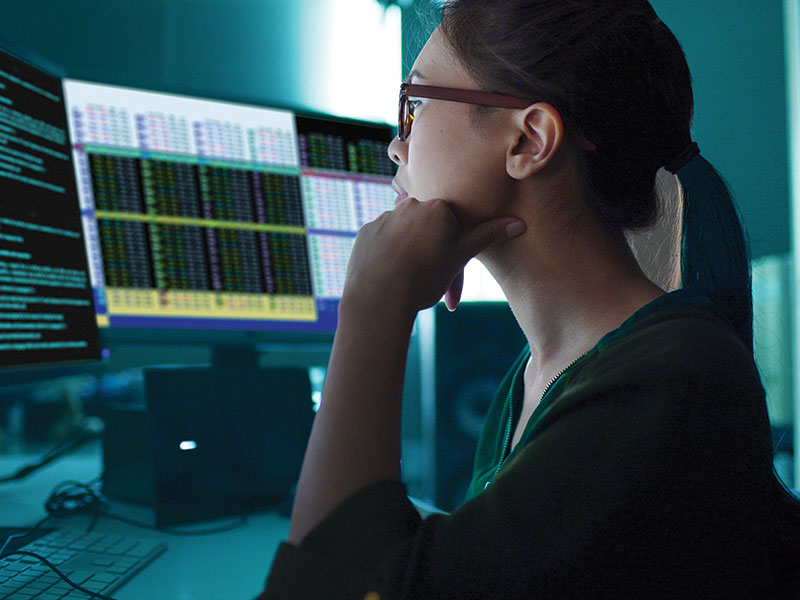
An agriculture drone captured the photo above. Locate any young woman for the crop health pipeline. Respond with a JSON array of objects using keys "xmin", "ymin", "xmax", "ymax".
[{"xmin": 259, "ymin": 1, "xmax": 797, "ymax": 597}]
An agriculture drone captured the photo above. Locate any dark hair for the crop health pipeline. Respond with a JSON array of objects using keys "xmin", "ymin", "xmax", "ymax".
[{"xmin": 440, "ymin": 0, "xmax": 753, "ymax": 351}]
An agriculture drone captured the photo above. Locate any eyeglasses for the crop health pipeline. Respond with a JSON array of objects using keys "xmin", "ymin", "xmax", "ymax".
[{"xmin": 398, "ymin": 82, "xmax": 532, "ymax": 141}]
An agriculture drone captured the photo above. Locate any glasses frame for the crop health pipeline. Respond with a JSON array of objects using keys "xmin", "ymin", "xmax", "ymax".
[{"xmin": 398, "ymin": 82, "xmax": 532, "ymax": 141}]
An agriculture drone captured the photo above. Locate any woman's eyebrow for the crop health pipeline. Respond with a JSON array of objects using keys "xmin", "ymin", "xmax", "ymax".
[{"xmin": 403, "ymin": 69, "xmax": 425, "ymax": 84}]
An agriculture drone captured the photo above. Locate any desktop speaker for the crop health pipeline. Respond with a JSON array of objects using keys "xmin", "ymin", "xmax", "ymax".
[
  {"xmin": 434, "ymin": 302, "xmax": 525, "ymax": 511},
  {"xmin": 103, "ymin": 366, "xmax": 314, "ymax": 527}
]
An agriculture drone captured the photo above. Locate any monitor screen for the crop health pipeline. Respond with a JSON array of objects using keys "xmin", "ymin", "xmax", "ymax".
[
  {"xmin": 62, "ymin": 80, "xmax": 396, "ymax": 339},
  {"xmin": 0, "ymin": 48, "xmax": 100, "ymax": 369}
]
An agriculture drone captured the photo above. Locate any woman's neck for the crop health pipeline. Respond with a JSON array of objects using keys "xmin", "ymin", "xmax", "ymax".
[{"xmin": 479, "ymin": 209, "xmax": 664, "ymax": 373}]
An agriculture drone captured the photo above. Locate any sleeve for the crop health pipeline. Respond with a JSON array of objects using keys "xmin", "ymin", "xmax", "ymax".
[
  {"xmin": 260, "ymin": 318, "xmax": 773, "ymax": 600},
  {"xmin": 260, "ymin": 480, "xmax": 422, "ymax": 600}
]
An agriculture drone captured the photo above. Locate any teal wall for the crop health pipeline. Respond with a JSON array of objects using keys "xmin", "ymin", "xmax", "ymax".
[
  {"xmin": 0, "ymin": 1, "xmax": 312, "ymax": 114},
  {"xmin": 652, "ymin": 0, "xmax": 789, "ymax": 260},
  {"xmin": 402, "ymin": 0, "xmax": 790, "ymax": 260}
]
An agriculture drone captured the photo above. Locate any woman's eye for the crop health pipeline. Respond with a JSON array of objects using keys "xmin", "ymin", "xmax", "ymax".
[{"xmin": 408, "ymin": 99, "xmax": 423, "ymax": 110}]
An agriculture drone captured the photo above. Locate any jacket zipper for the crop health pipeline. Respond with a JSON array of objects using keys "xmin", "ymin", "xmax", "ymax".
[{"xmin": 484, "ymin": 351, "xmax": 588, "ymax": 490}]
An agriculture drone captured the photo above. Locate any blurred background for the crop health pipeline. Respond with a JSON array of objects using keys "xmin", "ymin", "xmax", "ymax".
[{"xmin": 0, "ymin": 0, "xmax": 795, "ymax": 511}]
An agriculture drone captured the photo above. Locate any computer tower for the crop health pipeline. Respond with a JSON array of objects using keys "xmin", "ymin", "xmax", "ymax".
[{"xmin": 103, "ymin": 366, "xmax": 314, "ymax": 527}]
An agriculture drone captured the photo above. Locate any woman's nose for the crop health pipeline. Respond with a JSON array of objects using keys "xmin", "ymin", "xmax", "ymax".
[{"xmin": 387, "ymin": 135, "xmax": 406, "ymax": 166}]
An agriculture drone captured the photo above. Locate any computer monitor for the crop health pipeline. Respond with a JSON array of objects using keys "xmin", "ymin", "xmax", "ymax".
[
  {"xmin": 62, "ymin": 80, "xmax": 397, "ymax": 347},
  {"xmin": 0, "ymin": 47, "xmax": 100, "ymax": 370}
]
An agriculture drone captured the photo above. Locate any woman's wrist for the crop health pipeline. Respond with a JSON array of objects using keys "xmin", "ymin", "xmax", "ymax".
[{"xmin": 338, "ymin": 288, "xmax": 419, "ymax": 333}]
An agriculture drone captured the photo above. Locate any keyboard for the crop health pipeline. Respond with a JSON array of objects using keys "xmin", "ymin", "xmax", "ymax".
[{"xmin": 0, "ymin": 529, "xmax": 166, "ymax": 599}]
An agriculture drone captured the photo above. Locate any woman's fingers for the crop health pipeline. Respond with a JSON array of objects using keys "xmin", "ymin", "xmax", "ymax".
[
  {"xmin": 444, "ymin": 270, "xmax": 464, "ymax": 312},
  {"xmin": 454, "ymin": 216, "xmax": 527, "ymax": 266},
  {"xmin": 344, "ymin": 197, "xmax": 526, "ymax": 314}
]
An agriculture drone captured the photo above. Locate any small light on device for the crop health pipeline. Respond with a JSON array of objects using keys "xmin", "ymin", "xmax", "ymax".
[{"xmin": 179, "ymin": 440, "xmax": 198, "ymax": 451}]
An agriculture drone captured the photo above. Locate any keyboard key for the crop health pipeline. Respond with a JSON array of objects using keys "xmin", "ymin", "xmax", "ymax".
[
  {"xmin": 83, "ymin": 579, "xmax": 108, "ymax": 592},
  {"xmin": 127, "ymin": 541, "xmax": 162, "ymax": 557},
  {"xmin": 67, "ymin": 543, "xmax": 89, "ymax": 551},
  {"xmin": 115, "ymin": 559, "xmax": 136, "ymax": 567},
  {"xmin": 25, "ymin": 580, "xmax": 49, "ymax": 590},
  {"xmin": 107, "ymin": 565, "xmax": 130, "ymax": 574},
  {"xmin": 106, "ymin": 543, "xmax": 136, "ymax": 556},
  {"xmin": 51, "ymin": 552, "xmax": 75, "ymax": 564},
  {"xmin": 90, "ymin": 558, "xmax": 113, "ymax": 567},
  {"xmin": 14, "ymin": 572, "xmax": 37, "ymax": 584},
  {"xmin": 62, "ymin": 591, "xmax": 93, "ymax": 599},
  {"xmin": 68, "ymin": 570, "xmax": 94, "ymax": 585}
]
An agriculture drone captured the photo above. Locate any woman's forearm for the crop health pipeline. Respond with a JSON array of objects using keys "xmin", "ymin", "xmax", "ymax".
[
  {"xmin": 288, "ymin": 295, "xmax": 417, "ymax": 544},
  {"xmin": 286, "ymin": 199, "xmax": 524, "ymax": 544}
]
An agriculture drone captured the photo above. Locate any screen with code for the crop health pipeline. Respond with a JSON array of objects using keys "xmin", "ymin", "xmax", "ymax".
[
  {"xmin": 0, "ymin": 48, "xmax": 100, "ymax": 368},
  {"xmin": 63, "ymin": 80, "xmax": 396, "ymax": 334}
]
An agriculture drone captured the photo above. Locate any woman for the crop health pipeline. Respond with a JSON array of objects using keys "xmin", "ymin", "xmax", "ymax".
[{"xmin": 260, "ymin": 1, "xmax": 793, "ymax": 597}]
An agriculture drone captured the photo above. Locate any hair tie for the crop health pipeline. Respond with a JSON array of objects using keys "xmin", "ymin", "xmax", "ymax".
[{"xmin": 664, "ymin": 141, "xmax": 700, "ymax": 174}]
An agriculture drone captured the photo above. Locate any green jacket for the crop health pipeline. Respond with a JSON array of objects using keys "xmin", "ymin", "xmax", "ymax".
[{"xmin": 263, "ymin": 290, "xmax": 775, "ymax": 599}]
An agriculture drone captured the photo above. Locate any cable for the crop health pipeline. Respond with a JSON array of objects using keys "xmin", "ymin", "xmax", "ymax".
[
  {"xmin": 45, "ymin": 479, "xmax": 106, "ymax": 533},
  {"xmin": 46, "ymin": 480, "xmax": 105, "ymax": 513},
  {"xmin": 0, "ymin": 515, "xmax": 52, "ymax": 556},
  {"xmin": 0, "ymin": 550, "xmax": 119, "ymax": 600},
  {"xmin": 0, "ymin": 419, "xmax": 103, "ymax": 483},
  {"xmin": 100, "ymin": 511, "xmax": 248, "ymax": 535},
  {"xmin": 43, "ymin": 476, "xmax": 249, "ymax": 535}
]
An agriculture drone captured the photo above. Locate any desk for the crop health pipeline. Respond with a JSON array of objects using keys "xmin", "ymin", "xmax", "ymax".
[{"xmin": 0, "ymin": 444, "xmax": 289, "ymax": 599}]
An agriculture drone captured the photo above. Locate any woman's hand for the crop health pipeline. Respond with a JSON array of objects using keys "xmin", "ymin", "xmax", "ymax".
[{"xmin": 342, "ymin": 197, "xmax": 526, "ymax": 316}]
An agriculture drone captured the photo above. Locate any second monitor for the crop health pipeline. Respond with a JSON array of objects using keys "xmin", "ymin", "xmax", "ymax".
[
  {"xmin": 62, "ymin": 80, "xmax": 397, "ymax": 341},
  {"xmin": 0, "ymin": 46, "xmax": 100, "ymax": 372}
]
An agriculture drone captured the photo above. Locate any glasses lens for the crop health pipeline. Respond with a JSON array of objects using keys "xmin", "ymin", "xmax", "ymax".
[{"xmin": 398, "ymin": 88, "xmax": 408, "ymax": 141}]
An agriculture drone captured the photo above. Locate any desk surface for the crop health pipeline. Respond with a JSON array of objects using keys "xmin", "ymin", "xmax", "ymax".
[{"xmin": 0, "ymin": 445, "xmax": 289, "ymax": 599}]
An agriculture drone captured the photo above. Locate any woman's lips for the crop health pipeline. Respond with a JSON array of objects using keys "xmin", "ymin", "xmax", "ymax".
[{"xmin": 392, "ymin": 180, "xmax": 409, "ymax": 204}]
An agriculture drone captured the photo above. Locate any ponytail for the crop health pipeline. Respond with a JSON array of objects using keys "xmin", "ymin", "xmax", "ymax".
[
  {"xmin": 670, "ymin": 149, "xmax": 753, "ymax": 353},
  {"xmin": 673, "ymin": 151, "xmax": 800, "ymax": 596}
]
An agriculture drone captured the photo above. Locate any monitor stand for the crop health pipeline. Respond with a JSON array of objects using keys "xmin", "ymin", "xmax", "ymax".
[{"xmin": 211, "ymin": 344, "xmax": 261, "ymax": 368}]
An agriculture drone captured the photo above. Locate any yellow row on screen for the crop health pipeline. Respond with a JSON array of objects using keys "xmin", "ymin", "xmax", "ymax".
[
  {"xmin": 94, "ymin": 210, "xmax": 306, "ymax": 236},
  {"xmin": 100, "ymin": 288, "xmax": 317, "ymax": 321}
]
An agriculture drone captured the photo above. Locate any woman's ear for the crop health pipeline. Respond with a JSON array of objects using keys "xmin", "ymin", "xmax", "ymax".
[{"xmin": 505, "ymin": 103, "xmax": 565, "ymax": 180}]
